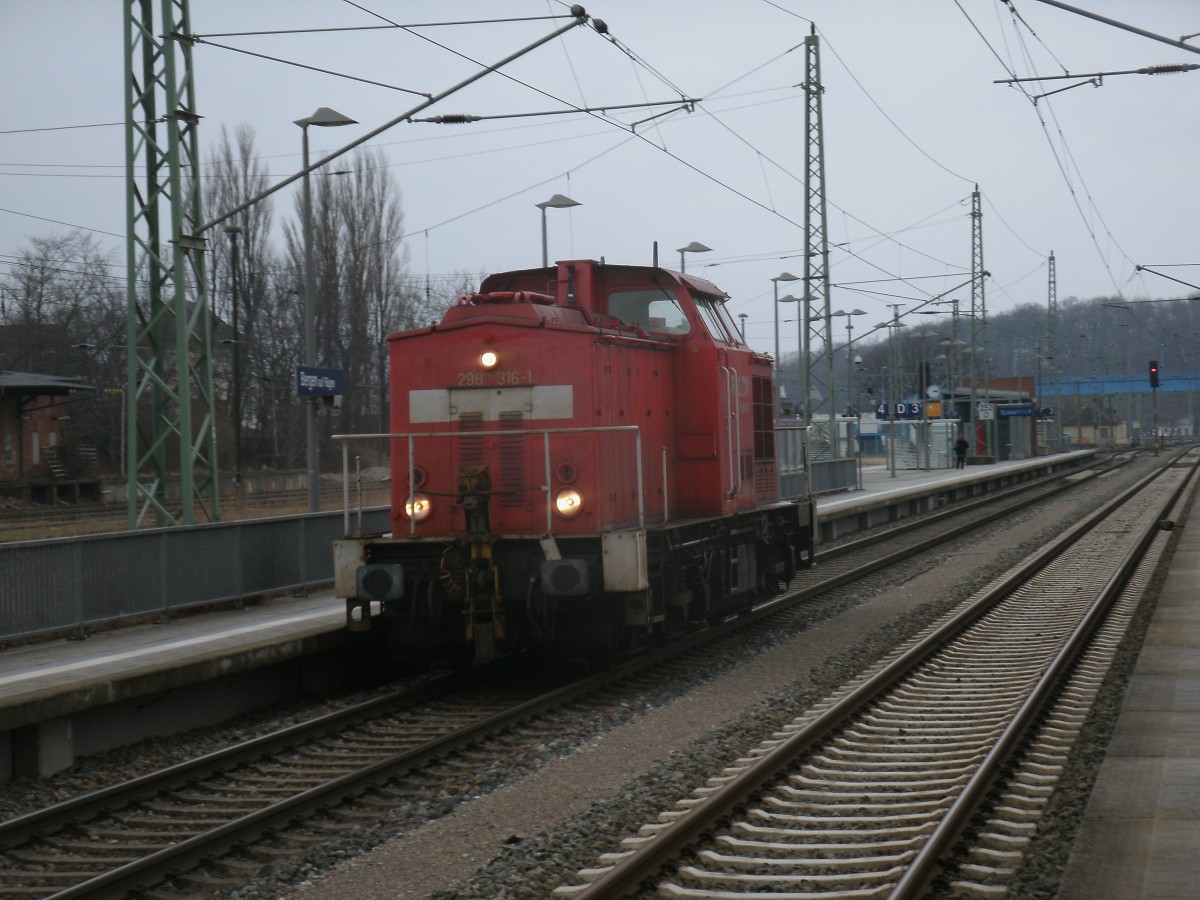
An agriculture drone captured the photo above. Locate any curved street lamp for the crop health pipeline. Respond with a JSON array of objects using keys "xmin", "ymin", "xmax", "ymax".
[
  {"xmin": 676, "ymin": 241, "xmax": 711, "ymax": 273},
  {"xmin": 536, "ymin": 193, "xmax": 581, "ymax": 267},
  {"xmin": 771, "ymin": 272, "xmax": 800, "ymax": 379},
  {"xmin": 295, "ymin": 106, "xmax": 358, "ymax": 512},
  {"xmin": 831, "ymin": 308, "xmax": 867, "ymax": 415}
]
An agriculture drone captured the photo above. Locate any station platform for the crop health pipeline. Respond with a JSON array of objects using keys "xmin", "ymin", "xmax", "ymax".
[
  {"xmin": 5, "ymin": 448, "xmax": 1196, "ymax": 891},
  {"xmin": 1057, "ymin": 474, "xmax": 1200, "ymax": 898},
  {"xmin": 815, "ymin": 450, "xmax": 1095, "ymax": 540},
  {"xmin": 0, "ymin": 593, "xmax": 356, "ymax": 777}
]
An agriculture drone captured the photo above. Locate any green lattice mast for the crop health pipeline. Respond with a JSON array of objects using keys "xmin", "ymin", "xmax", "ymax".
[
  {"xmin": 968, "ymin": 185, "xmax": 990, "ymax": 457},
  {"xmin": 124, "ymin": 0, "xmax": 218, "ymax": 526},
  {"xmin": 801, "ymin": 26, "xmax": 835, "ymax": 452},
  {"xmin": 1046, "ymin": 251, "xmax": 1060, "ymax": 451}
]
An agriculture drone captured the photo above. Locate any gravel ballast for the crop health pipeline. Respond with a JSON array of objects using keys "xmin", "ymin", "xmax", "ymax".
[{"xmin": 271, "ymin": 461, "xmax": 1162, "ymax": 899}]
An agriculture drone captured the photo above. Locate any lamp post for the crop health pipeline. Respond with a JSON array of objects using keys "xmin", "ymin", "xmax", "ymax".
[
  {"xmin": 72, "ymin": 343, "xmax": 126, "ymax": 476},
  {"xmin": 876, "ymin": 305, "xmax": 906, "ymax": 478},
  {"xmin": 536, "ymin": 193, "xmax": 581, "ymax": 267},
  {"xmin": 908, "ymin": 331, "xmax": 940, "ymax": 401},
  {"xmin": 777, "ymin": 295, "xmax": 800, "ymax": 412},
  {"xmin": 831, "ymin": 308, "xmax": 866, "ymax": 415},
  {"xmin": 737, "ymin": 313, "xmax": 747, "ymax": 341},
  {"xmin": 771, "ymin": 272, "xmax": 799, "ymax": 382},
  {"xmin": 295, "ymin": 106, "xmax": 357, "ymax": 513},
  {"xmin": 224, "ymin": 225, "xmax": 243, "ymax": 492},
  {"xmin": 939, "ymin": 337, "xmax": 967, "ymax": 420},
  {"xmin": 676, "ymin": 241, "xmax": 711, "ymax": 273}
]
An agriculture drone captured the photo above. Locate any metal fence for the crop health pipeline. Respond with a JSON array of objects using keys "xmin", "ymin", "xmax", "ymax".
[
  {"xmin": 775, "ymin": 422, "xmax": 861, "ymax": 497},
  {"xmin": 0, "ymin": 507, "xmax": 390, "ymax": 642}
]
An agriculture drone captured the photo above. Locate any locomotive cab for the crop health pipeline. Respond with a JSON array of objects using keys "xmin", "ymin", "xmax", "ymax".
[{"xmin": 335, "ymin": 259, "xmax": 816, "ymax": 665}]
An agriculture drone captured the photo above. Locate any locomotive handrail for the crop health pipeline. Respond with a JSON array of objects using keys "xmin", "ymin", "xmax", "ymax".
[
  {"xmin": 721, "ymin": 365, "xmax": 741, "ymax": 494},
  {"xmin": 332, "ymin": 426, "xmax": 644, "ymax": 537}
]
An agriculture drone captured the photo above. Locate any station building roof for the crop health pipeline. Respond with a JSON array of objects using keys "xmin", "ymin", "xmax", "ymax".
[{"xmin": 0, "ymin": 370, "xmax": 94, "ymax": 398}]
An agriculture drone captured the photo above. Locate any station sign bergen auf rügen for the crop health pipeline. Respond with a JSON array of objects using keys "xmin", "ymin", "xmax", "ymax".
[{"xmin": 295, "ymin": 366, "xmax": 344, "ymax": 397}]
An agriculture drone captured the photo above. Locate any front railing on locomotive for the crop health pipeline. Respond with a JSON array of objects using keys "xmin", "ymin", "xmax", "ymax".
[{"xmin": 332, "ymin": 426, "xmax": 648, "ymax": 538}]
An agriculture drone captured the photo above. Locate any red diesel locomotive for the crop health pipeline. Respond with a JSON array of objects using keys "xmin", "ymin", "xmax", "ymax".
[{"xmin": 334, "ymin": 258, "xmax": 816, "ymax": 663}]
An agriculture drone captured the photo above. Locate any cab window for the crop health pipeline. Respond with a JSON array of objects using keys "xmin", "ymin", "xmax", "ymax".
[
  {"xmin": 694, "ymin": 294, "xmax": 739, "ymax": 345},
  {"xmin": 607, "ymin": 290, "xmax": 691, "ymax": 334}
]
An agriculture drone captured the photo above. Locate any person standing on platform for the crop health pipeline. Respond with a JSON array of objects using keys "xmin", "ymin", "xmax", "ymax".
[{"xmin": 954, "ymin": 434, "xmax": 969, "ymax": 470}]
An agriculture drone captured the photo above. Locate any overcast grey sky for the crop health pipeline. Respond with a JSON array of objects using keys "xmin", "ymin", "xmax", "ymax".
[{"xmin": 2, "ymin": 1, "xmax": 1197, "ymax": 355}]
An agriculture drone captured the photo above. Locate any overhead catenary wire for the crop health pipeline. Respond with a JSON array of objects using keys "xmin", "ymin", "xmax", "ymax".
[
  {"xmin": 197, "ymin": 6, "xmax": 595, "ymax": 234},
  {"xmin": 957, "ymin": 0, "xmax": 1134, "ymax": 296},
  {"xmin": 0, "ymin": 1, "xmax": 1021, "ymax": 309},
  {"xmin": 268, "ymin": 3, "xmax": 983, "ymax": 309},
  {"xmin": 0, "ymin": 121, "xmax": 130, "ymax": 135},
  {"xmin": 7, "ymin": 1, "xmax": 1178, "ymax": 315},
  {"xmin": 189, "ymin": 38, "xmax": 433, "ymax": 99},
  {"xmin": 193, "ymin": 13, "xmax": 567, "ymax": 39}
]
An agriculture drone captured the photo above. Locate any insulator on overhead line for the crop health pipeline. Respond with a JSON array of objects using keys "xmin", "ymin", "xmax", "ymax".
[
  {"xmin": 1138, "ymin": 64, "xmax": 1200, "ymax": 75},
  {"xmin": 426, "ymin": 114, "xmax": 482, "ymax": 125}
]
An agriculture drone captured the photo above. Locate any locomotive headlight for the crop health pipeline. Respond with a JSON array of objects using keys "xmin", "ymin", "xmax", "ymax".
[
  {"xmin": 405, "ymin": 492, "xmax": 433, "ymax": 522},
  {"xmin": 479, "ymin": 350, "xmax": 499, "ymax": 369},
  {"xmin": 554, "ymin": 487, "xmax": 583, "ymax": 518}
]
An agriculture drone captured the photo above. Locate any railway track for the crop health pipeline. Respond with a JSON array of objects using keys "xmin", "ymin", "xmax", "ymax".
[
  {"xmin": 0, "ymin": 454, "xmax": 1142, "ymax": 898},
  {"xmin": 558, "ymin": 448, "xmax": 1199, "ymax": 898}
]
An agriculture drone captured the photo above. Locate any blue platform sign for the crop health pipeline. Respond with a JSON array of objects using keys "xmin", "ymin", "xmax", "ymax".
[
  {"xmin": 998, "ymin": 405, "xmax": 1033, "ymax": 417},
  {"xmin": 296, "ymin": 366, "xmax": 344, "ymax": 397}
]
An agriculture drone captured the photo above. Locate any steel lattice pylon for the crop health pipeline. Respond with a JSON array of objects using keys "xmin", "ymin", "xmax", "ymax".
[
  {"xmin": 801, "ymin": 28, "xmax": 835, "ymax": 454},
  {"xmin": 124, "ymin": 0, "xmax": 218, "ymax": 527},
  {"xmin": 1046, "ymin": 251, "xmax": 1061, "ymax": 451},
  {"xmin": 968, "ymin": 185, "xmax": 991, "ymax": 457}
]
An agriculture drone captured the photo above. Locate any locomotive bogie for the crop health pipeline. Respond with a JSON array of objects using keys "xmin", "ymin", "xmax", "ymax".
[{"xmin": 335, "ymin": 496, "xmax": 814, "ymax": 664}]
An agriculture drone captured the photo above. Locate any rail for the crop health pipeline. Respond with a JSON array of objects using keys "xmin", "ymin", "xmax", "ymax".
[{"xmin": 568, "ymin": 449, "xmax": 1195, "ymax": 898}]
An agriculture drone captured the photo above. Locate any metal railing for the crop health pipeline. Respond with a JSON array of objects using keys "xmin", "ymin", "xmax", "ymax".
[
  {"xmin": 333, "ymin": 426, "xmax": 645, "ymax": 534},
  {"xmin": 0, "ymin": 508, "xmax": 389, "ymax": 643},
  {"xmin": 776, "ymin": 423, "xmax": 858, "ymax": 497}
]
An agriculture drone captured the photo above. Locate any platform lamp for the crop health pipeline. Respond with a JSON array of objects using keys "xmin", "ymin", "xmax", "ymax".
[
  {"xmin": 876, "ymin": 310, "xmax": 906, "ymax": 478},
  {"xmin": 537, "ymin": 193, "xmax": 581, "ymax": 267},
  {"xmin": 771, "ymin": 272, "xmax": 800, "ymax": 378},
  {"xmin": 295, "ymin": 106, "xmax": 357, "ymax": 513},
  {"xmin": 832, "ymin": 308, "xmax": 867, "ymax": 415},
  {"xmin": 224, "ymin": 224, "xmax": 243, "ymax": 492},
  {"xmin": 677, "ymin": 241, "xmax": 711, "ymax": 273},
  {"xmin": 777, "ymin": 295, "xmax": 801, "ymax": 411}
]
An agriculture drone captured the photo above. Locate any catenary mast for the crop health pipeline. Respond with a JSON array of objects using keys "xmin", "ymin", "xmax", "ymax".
[
  {"xmin": 124, "ymin": 0, "xmax": 218, "ymax": 527},
  {"xmin": 801, "ymin": 26, "xmax": 836, "ymax": 456}
]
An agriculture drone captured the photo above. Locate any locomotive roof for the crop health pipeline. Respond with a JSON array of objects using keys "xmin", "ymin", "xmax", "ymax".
[{"xmin": 478, "ymin": 260, "xmax": 730, "ymax": 301}]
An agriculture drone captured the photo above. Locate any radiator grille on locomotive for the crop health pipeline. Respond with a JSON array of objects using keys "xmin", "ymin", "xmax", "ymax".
[
  {"xmin": 457, "ymin": 412, "xmax": 484, "ymax": 471},
  {"xmin": 499, "ymin": 411, "xmax": 525, "ymax": 507}
]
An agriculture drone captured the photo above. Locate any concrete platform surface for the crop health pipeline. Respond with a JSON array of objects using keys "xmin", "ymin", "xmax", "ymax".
[
  {"xmin": 0, "ymin": 591, "xmax": 343, "ymax": 730},
  {"xmin": 1057, "ymin": 486, "xmax": 1200, "ymax": 899}
]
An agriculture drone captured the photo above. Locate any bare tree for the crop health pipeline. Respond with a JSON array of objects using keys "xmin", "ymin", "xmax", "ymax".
[
  {"xmin": 0, "ymin": 232, "xmax": 124, "ymax": 469},
  {"xmin": 203, "ymin": 125, "xmax": 299, "ymax": 471},
  {"xmin": 1, "ymin": 233, "xmax": 121, "ymax": 369},
  {"xmin": 283, "ymin": 148, "xmax": 422, "ymax": 454}
]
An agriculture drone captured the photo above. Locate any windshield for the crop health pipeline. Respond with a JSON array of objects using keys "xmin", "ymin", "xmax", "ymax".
[
  {"xmin": 607, "ymin": 289, "xmax": 691, "ymax": 334},
  {"xmin": 693, "ymin": 293, "xmax": 739, "ymax": 345}
]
